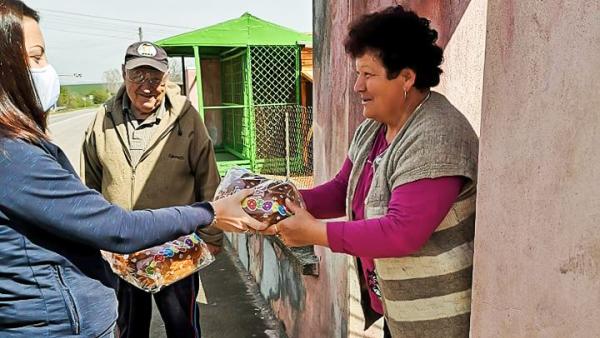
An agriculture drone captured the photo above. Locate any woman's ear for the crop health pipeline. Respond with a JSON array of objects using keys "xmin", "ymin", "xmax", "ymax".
[{"xmin": 399, "ymin": 68, "xmax": 417, "ymax": 91}]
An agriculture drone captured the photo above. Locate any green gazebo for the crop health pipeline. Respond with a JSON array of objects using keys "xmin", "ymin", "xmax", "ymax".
[{"xmin": 156, "ymin": 13, "xmax": 312, "ymax": 177}]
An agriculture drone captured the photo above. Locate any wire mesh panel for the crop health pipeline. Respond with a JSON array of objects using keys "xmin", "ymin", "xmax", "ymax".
[
  {"xmin": 288, "ymin": 105, "xmax": 313, "ymax": 186},
  {"xmin": 221, "ymin": 53, "xmax": 246, "ymax": 157},
  {"xmin": 253, "ymin": 105, "xmax": 286, "ymax": 174},
  {"xmin": 215, "ymin": 45, "xmax": 313, "ymax": 187},
  {"xmin": 250, "ymin": 46, "xmax": 297, "ymax": 104},
  {"xmin": 221, "ymin": 54, "xmax": 245, "ymax": 105},
  {"xmin": 248, "ymin": 45, "xmax": 313, "ymax": 187},
  {"xmin": 253, "ymin": 105, "xmax": 313, "ymax": 188},
  {"xmin": 222, "ymin": 107, "xmax": 246, "ymax": 157}
]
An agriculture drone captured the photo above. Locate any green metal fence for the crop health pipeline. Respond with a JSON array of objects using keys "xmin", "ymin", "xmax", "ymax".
[
  {"xmin": 221, "ymin": 52, "xmax": 247, "ymax": 158},
  {"xmin": 250, "ymin": 46, "xmax": 298, "ymax": 104},
  {"xmin": 253, "ymin": 104, "xmax": 313, "ymax": 188},
  {"xmin": 218, "ymin": 45, "xmax": 313, "ymax": 188}
]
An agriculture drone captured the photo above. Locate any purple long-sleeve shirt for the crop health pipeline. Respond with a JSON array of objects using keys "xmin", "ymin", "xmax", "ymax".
[{"xmin": 301, "ymin": 126, "xmax": 462, "ymax": 314}]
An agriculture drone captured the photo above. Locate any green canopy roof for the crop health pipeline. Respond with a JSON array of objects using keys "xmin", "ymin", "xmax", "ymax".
[{"xmin": 156, "ymin": 12, "xmax": 311, "ymax": 51}]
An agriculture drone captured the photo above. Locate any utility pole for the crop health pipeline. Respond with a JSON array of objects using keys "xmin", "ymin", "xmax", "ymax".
[{"xmin": 138, "ymin": 27, "xmax": 143, "ymax": 42}]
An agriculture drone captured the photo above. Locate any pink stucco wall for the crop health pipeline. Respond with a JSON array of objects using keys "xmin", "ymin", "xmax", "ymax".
[{"xmin": 471, "ymin": 1, "xmax": 600, "ymax": 336}]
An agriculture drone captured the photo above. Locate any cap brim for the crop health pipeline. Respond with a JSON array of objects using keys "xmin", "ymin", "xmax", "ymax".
[{"xmin": 125, "ymin": 58, "xmax": 168, "ymax": 73}]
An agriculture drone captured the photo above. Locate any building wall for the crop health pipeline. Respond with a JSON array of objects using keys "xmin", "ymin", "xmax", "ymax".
[
  {"xmin": 471, "ymin": 1, "xmax": 600, "ymax": 336},
  {"xmin": 223, "ymin": 1, "xmax": 487, "ymax": 336},
  {"xmin": 314, "ymin": 0, "xmax": 486, "ymax": 336},
  {"xmin": 209, "ymin": 1, "xmax": 598, "ymax": 336},
  {"xmin": 218, "ymin": 0, "xmax": 488, "ymax": 335},
  {"xmin": 225, "ymin": 233, "xmax": 350, "ymax": 337}
]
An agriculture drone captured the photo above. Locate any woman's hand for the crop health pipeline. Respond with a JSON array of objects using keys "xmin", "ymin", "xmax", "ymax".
[
  {"xmin": 210, "ymin": 189, "xmax": 268, "ymax": 233},
  {"xmin": 260, "ymin": 199, "xmax": 329, "ymax": 247}
]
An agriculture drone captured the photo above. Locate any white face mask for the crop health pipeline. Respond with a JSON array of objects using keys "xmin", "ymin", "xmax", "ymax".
[{"xmin": 30, "ymin": 64, "xmax": 60, "ymax": 112}]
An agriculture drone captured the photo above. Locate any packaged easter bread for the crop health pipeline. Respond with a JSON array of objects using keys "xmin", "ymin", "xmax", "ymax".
[
  {"xmin": 214, "ymin": 168, "xmax": 305, "ymax": 226},
  {"xmin": 102, "ymin": 232, "xmax": 214, "ymax": 293}
]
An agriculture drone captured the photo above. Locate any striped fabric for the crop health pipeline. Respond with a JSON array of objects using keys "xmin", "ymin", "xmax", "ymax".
[{"xmin": 375, "ymin": 195, "xmax": 475, "ymax": 337}]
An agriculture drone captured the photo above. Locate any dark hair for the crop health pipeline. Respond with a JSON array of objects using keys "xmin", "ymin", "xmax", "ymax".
[
  {"xmin": 0, "ymin": 0, "xmax": 47, "ymax": 143},
  {"xmin": 344, "ymin": 5, "xmax": 443, "ymax": 89}
]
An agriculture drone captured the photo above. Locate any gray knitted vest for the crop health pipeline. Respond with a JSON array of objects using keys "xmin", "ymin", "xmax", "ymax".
[{"xmin": 347, "ymin": 92, "xmax": 478, "ymax": 337}]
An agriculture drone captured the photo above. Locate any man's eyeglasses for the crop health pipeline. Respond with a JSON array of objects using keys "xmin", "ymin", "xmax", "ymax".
[{"xmin": 125, "ymin": 69, "xmax": 166, "ymax": 86}]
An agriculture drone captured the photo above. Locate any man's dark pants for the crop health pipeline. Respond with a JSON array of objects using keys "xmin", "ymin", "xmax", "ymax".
[{"xmin": 116, "ymin": 273, "xmax": 201, "ymax": 338}]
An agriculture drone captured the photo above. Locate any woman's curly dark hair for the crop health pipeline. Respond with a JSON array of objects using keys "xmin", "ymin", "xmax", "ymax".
[{"xmin": 344, "ymin": 5, "xmax": 443, "ymax": 89}]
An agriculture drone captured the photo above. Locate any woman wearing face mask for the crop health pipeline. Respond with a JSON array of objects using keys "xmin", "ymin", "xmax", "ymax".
[
  {"xmin": 0, "ymin": 1, "xmax": 265, "ymax": 337},
  {"xmin": 30, "ymin": 67, "xmax": 59, "ymax": 111}
]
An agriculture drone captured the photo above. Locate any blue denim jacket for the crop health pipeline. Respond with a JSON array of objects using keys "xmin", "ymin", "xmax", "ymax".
[{"xmin": 0, "ymin": 138, "xmax": 214, "ymax": 337}]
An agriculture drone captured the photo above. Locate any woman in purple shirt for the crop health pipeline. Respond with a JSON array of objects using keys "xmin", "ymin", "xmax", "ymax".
[{"xmin": 262, "ymin": 6, "xmax": 479, "ymax": 338}]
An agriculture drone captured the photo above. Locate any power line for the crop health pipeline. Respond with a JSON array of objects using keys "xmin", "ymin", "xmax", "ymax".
[
  {"xmin": 44, "ymin": 23, "xmax": 180, "ymax": 42},
  {"xmin": 38, "ymin": 8, "xmax": 194, "ymax": 30},
  {"xmin": 58, "ymin": 42, "xmax": 120, "ymax": 50},
  {"xmin": 43, "ymin": 12, "xmax": 186, "ymax": 33},
  {"xmin": 45, "ymin": 27, "xmax": 136, "ymax": 41},
  {"xmin": 44, "ymin": 18, "xmax": 139, "ymax": 35},
  {"xmin": 43, "ymin": 15, "xmax": 187, "ymax": 37}
]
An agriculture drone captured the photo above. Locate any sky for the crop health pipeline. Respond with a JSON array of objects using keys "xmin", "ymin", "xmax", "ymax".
[{"xmin": 23, "ymin": 0, "xmax": 313, "ymax": 85}]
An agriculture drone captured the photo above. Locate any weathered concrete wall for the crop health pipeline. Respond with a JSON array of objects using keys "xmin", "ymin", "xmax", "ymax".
[
  {"xmin": 225, "ymin": 233, "xmax": 349, "ymax": 337},
  {"xmin": 434, "ymin": 0, "xmax": 486, "ymax": 133},
  {"xmin": 471, "ymin": 1, "xmax": 600, "ymax": 336}
]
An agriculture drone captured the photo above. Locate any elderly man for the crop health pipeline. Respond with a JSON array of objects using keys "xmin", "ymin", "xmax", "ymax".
[{"xmin": 81, "ymin": 41, "xmax": 221, "ymax": 338}]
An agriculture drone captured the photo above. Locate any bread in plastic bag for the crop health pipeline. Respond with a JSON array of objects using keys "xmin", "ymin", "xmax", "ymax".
[
  {"xmin": 102, "ymin": 232, "xmax": 214, "ymax": 293},
  {"xmin": 214, "ymin": 168, "xmax": 305, "ymax": 226}
]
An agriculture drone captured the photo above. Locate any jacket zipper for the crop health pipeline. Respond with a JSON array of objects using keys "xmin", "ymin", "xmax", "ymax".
[
  {"xmin": 137, "ymin": 116, "xmax": 183, "ymax": 164},
  {"xmin": 131, "ymin": 167, "xmax": 136, "ymax": 208},
  {"xmin": 53, "ymin": 265, "xmax": 81, "ymax": 335},
  {"xmin": 107, "ymin": 104, "xmax": 189, "ymax": 208},
  {"xmin": 129, "ymin": 119, "xmax": 180, "ymax": 207}
]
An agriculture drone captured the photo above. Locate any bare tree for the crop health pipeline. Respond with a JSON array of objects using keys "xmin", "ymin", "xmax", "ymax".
[
  {"xmin": 168, "ymin": 58, "xmax": 183, "ymax": 84},
  {"xmin": 103, "ymin": 68, "xmax": 123, "ymax": 95}
]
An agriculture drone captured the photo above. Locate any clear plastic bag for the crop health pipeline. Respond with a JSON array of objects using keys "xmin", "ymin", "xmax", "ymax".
[
  {"xmin": 102, "ymin": 232, "xmax": 214, "ymax": 293},
  {"xmin": 214, "ymin": 168, "xmax": 305, "ymax": 225}
]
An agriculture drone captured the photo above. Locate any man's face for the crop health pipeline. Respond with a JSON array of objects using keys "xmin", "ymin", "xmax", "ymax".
[{"xmin": 123, "ymin": 66, "xmax": 167, "ymax": 115}]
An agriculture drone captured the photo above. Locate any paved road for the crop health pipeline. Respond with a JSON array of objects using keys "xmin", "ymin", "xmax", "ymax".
[
  {"xmin": 49, "ymin": 109, "xmax": 283, "ymax": 338},
  {"xmin": 48, "ymin": 108, "xmax": 97, "ymax": 171}
]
